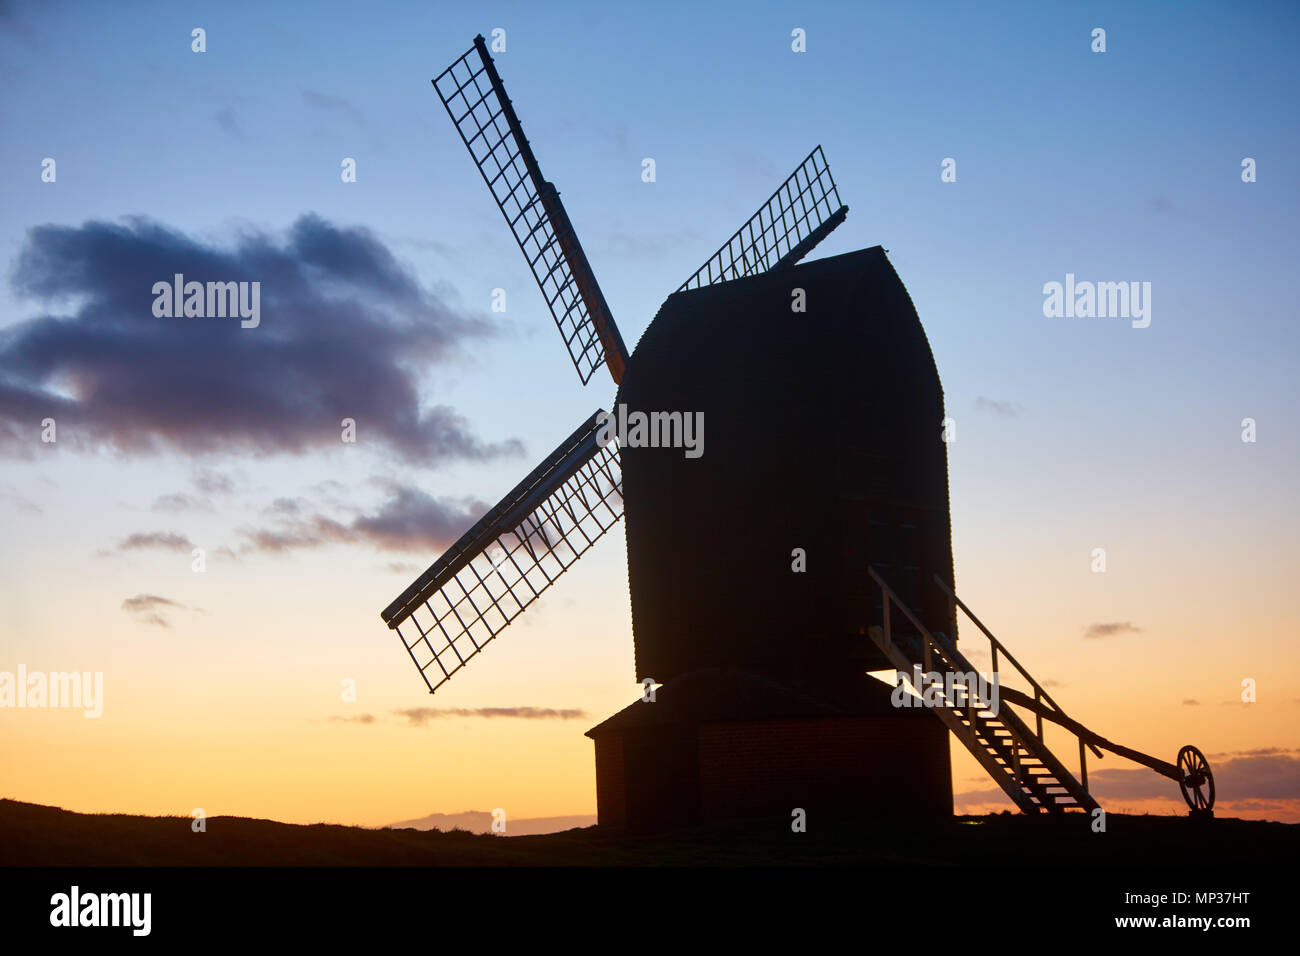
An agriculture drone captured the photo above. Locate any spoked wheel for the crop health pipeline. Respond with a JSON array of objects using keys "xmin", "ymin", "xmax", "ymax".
[{"xmin": 1177, "ymin": 745, "xmax": 1215, "ymax": 813}]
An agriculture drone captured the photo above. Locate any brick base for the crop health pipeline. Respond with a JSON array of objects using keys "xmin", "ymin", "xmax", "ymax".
[{"xmin": 593, "ymin": 713, "xmax": 952, "ymax": 831}]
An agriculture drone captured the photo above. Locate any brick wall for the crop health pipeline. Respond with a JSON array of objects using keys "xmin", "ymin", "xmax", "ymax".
[
  {"xmin": 698, "ymin": 715, "xmax": 951, "ymax": 820},
  {"xmin": 592, "ymin": 714, "xmax": 953, "ymax": 831},
  {"xmin": 593, "ymin": 733, "xmax": 626, "ymax": 829}
]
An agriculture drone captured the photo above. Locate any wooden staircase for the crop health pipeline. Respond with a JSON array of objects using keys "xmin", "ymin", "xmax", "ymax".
[{"xmin": 866, "ymin": 569, "xmax": 1100, "ymax": 815}]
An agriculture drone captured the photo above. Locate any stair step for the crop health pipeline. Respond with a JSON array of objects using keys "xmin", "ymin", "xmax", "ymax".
[{"xmin": 865, "ymin": 612, "xmax": 1101, "ymax": 819}]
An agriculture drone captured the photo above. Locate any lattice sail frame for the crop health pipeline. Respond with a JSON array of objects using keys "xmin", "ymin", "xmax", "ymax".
[
  {"xmin": 679, "ymin": 146, "xmax": 849, "ymax": 291},
  {"xmin": 382, "ymin": 412, "xmax": 624, "ymax": 694},
  {"xmin": 432, "ymin": 37, "xmax": 624, "ymax": 385}
]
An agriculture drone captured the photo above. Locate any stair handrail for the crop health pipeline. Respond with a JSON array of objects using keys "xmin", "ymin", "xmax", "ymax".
[
  {"xmin": 866, "ymin": 567, "xmax": 1099, "ymax": 811},
  {"xmin": 931, "ymin": 574, "xmax": 1104, "ymax": 761},
  {"xmin": 868, "ymin": 567, "xmax": 964, "ymax": 679}
]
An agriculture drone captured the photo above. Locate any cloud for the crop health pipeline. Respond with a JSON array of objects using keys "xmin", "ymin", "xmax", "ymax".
[
  {"xmin": 193, "ymin": 469, "xmax": 237, "ymax": 495},
  {"xmin": 1083, "ymin": 621, "xmax": 1142, "ymax": 639},
  {"xmin": 597, "ymin": 227, "xmax": 703, "ymax": 262},
  {"xmin": 0, "ymin": 214, "xmax": 519, "ymax": 465},
  {"xmin": 1182, "ymin": 699, "xmax": 1200, "ymax": 706},
  {"xmin": 350, "ymin": 482, "xmax": 488, "ymax": 551},
  {"xmin": 328, "ymin": 713, "xmax": 376, "ymax": 724},
  {"xmin": 214, "ymin": 107, "xmax": 244, "ymax": 139},
  {"xmin": 974, "ymin": 396, "xmax": 1020, "ymax": 417},
  {"xmin": 121, "ymin": 593, "xmax": 186, "ymax": 627},
  {"xmin": 236, "ymin": 482, "xmax": 488, "ymax": 555},
  {"xmin": 955, "ymin": 750, "xmax": 1300, "ymax": 817},
  {"xmin": 394, "ymin": 707, "xmax": 587, "ymax": 726},
  {"xmin": 0, "ymin": 0, "xmax": 35, "ymax": 37},
  {"xmin": 121, "ymin": 594, "xmax": 183, "ymax": 613},
  {"xmin": 151, "ymin": 492, "xmax": 213, "ymax": 513},
  {"xmin": 1209, "ymin": 746, "xmax": 1295, "ymax": 760},
  {"xmin": 1089, "ymin": 752, "xmax": 1300, "ymax": 802},
  {"xmin": 0, "ymin": 484, "xmax": 40, "ymax": 513},
  {"xmin": 301, "ymin": 89, "xmax": 366, "ymax": 126},
  {"xmin": 118, "ymin": 531, "xmax": 194, "ymax": 552}
]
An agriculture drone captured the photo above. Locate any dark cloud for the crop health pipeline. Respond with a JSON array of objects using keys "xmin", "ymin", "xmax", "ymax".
[
  {"xmin": 121, "ymin": 593, "xmax": 186, "ymax": 627},
  {"xmin": 1083, "ymin": 621, "xmax": 1142, "ymax": 639},
  {"xmin": 350, "ymin": 482, "xmax": 487, "ymax": 551},
  {"xmin": 394, "ymin": 707, "xmax": 587, "ymax": 726},
  {"xmin": 0, "ymin": 214, "xmax": 519, "ymax": 465},
  {"xmin": 236, "ymin": 482, "xmax": 487, "ymax": 555},
  {"xmin": 118, "ymin": 531, "xmax": 194, "ymax": 552},
  {"xmin": 328, "ymin": 713, "xmax": 376, "ymax": 724},
  {"xmin": 1182, "ymin": 699, "xmax": 1200, "ymax": 706},
  {"xmin": 974, "ymin": 396, "xmax": 1020, "ymax": 417}
]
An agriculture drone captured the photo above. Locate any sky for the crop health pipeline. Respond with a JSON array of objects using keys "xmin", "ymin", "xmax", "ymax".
[{"xmin": 1, "ymin": 0, "xmax": 1298, "ymax": 828}]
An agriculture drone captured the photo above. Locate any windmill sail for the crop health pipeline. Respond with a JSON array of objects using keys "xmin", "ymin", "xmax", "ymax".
[
  {"xmin": 678, "ymin": 146, "xmax": 849, "ymax": 291},
  {"xmin": 381, "ymin": 411, "xmax": 623, "ymax": 694},
  {"xmin": 432, "ymin": 36, "xmax": 629, "ymax": 385}
]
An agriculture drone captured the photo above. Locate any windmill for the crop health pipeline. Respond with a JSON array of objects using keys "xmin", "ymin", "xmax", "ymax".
[
  {"xmin": 381, "ymin": 35, "xmax": 1216, "ymax": 830},
  {"xmin": 380, "ymin": 34, "xmax": 849, "ymax": 685}
]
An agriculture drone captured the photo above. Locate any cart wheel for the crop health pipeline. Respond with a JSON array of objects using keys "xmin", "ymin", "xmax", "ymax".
[{"xmin": 1177, "ymin": 745, "xmax": 1215, "ymax": 812}]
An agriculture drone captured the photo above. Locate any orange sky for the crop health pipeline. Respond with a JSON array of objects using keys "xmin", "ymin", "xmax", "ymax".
[{"xmin": 3, "ymin": 495, "xmax": 1296, "ymax": 827}]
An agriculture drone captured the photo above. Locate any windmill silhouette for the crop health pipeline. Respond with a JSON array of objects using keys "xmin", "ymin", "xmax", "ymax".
[{"xmin": 381, "ymin": 35, "xmax": 1216, "ymax": 830}]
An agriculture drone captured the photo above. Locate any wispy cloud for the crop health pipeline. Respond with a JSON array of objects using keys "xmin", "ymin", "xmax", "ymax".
[
  {"xmin": 121, "ymin": 593, "xmax": 187, "ymax": 627},
  {"xmin": 974, "ymin": 396, "xmax": 1020, "ymax": 418},
  {"xmin": 0, "ymin": 484, "xmax": 41, "ymax": 513},
  {"xmin": 236, "ymin": 482, "xmax": 487, "ymax": 555},
  {"xmin": 118, "ymin": 531, "xmax": 194, "ymax": 552},
  {"xmin": 955, "ymin": 750, "xmax": 1300, "ymax": 821},
  {"xmin": 1083, "ymin": 621, "xmax": 1142, "ymax": 639},
  {"xmin": 214, "ymin": 106, "xmax": 244, "ymax": 139},
  {"xmin": 151, "ymin": 492, "xmax": 213, "ymax": 514},
  {"xmin": 394, "ymin": 707, "xmax": 587, "ymax": 727},
  {"xmin": 328, "ymin": 713, "xmax": 376, "ymax": 724},
  {"xmin": 597, "ymin": 227, "xmax": 703, "ymax": 261},
  {"xmin": 301, "ymin": 89, "xmax": 366, "ymax": 126},
  {"xmin": 193, "ymin": 469, "xmax": 237, "ymax": 496}
]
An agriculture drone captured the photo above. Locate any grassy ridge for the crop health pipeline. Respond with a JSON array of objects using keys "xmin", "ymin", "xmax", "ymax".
[{"xmin": 1, "ymin": 798, "xmax": 1294, "ymax": 867}]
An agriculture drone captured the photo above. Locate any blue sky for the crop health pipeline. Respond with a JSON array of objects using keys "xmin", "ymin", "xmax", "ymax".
[
  {"xmin": 5, "ymin": 0, "xmax": 1296, "ymax": 454},
  {"xmin": 1, "ymin": 0, "xmax": 1298, "ymax": 823}
]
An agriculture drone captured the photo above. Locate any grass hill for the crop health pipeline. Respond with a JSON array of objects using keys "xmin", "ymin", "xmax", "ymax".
[{"xmin": 2, "ymin": 797, "xmax": 1295, "ymax": 867}]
